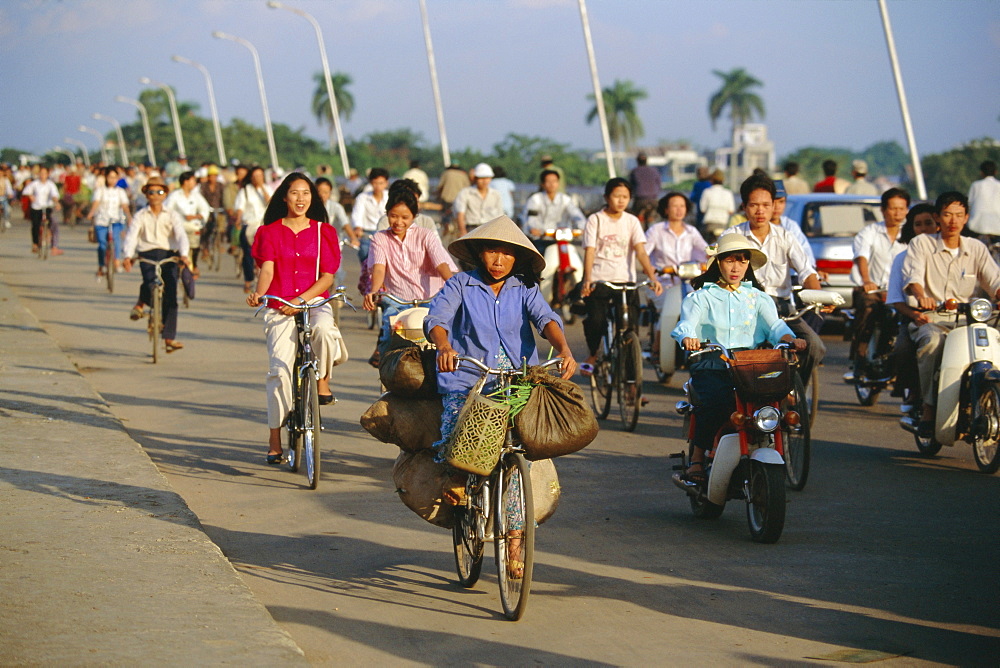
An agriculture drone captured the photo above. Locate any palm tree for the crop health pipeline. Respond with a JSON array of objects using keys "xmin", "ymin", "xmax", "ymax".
[
  {"xmin": 585, "ymin": 79, "xmax": 647, "ymax": 165},
  {"xmin": 708, "ymin": 68, "xmax": 765, "ymax": 184},
  {"xmin": 311, "ymin": 71, "xmax": 354, "ymax": 150}
]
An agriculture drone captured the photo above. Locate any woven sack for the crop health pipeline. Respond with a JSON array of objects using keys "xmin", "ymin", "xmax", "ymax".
[
  {"xmin": 514, "ymin": 366, "xmax": 599, "ymax": 461},
  {"xmin": 729, "ymin": 349, "xmax": 793, "ymax": 403},
  {"xmin": 444, "ymin": 377, "xmax": 509, "ymax": 475},
  {"xmin": 360, "ymin": 393, "xmax": 443, "ymax": 453},
  {"xmin": 379, "ymin": 344, "xmax": 438, "ymax": 398},
  {"xmin": 530, "ymin": 458, "xmax": 561, "ymax": 525},
  {"xmin": 392, "ymin": 450, "xmax": 455, "ymax": 529}
]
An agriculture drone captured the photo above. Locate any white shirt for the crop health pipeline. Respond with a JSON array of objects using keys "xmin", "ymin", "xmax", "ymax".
[
  {"xmin": 886, "ymin": 249, "xmax": 909, "ymax": 305},
  {"xmin": 23, "ymin": 180, "xmax": 60, "ymax": 209},
  {"xmin": 722, "ymin": 223, "xmax": 818, "ymax": 299},
  {"xmin": 91, "ymin": 185, "xmax": 130, "ymax": 226},
  {"xmin": 778, "ymin": 215, "xmax": 817, "ymax": 267},
  {"xmin": 234, "ymin": 184, "xmax": 271, "ymax": 244},
  {"xmin": 521, "ymin": 191, "xmax": 585, "ymax": 236},
  {"xmin": 584, "ymin": 210, "xmax": 647, "ymax": 283},
  {"xmin": 402, "ymin": 167, "xmax": 430, "ymax": 203},
  {"xmin": 968, "ymin": 175, "xmax": 1000, "ymax": 235},
  {"xmin": 122, "ymin": 206, "xmax": 190, "ymax": 257},
  {"xmin": 453, "ymin": 185, "xmax": 504, "ymax": 229},
  {"xmin": 851, "ymin": 222, "xmax": 906, "ymax": 288},
  {"xmin": 644, "ymin": 222, "xmax": 708, "ymax": 287},
  {"xmin": 699, "ymin": 184, "xmax": 735, "ymax": 226},
  {"xmin": 351, "ymin": 189, "xmax": 388, "ymax": 232},
  {"xmin": 166, "ymin": 188, "xmax": 212, "ymax": 248},
  {"xmin": 324, "ymin": 200, "xmax": 350, "ymax": 230}
]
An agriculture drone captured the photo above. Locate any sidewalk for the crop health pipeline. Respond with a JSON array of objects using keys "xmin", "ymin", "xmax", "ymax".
[{"xmin": 0, "ymin": 279, "xmax": 306, "ymax": 665}]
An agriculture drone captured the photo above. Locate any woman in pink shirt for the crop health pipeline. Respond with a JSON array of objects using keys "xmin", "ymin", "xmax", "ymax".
[
  {"xmin": 247, "ymin": 173, "xmax": 343, "ymax": 464},
  {"xmin": 363, "ymin": 179, "xmax": 455, "ymax": 365}
]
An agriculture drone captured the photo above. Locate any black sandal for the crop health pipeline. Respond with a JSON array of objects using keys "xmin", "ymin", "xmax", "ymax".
[{"xmin": 683, "ymin": 461, "xmax": 707, "ymax": 484}]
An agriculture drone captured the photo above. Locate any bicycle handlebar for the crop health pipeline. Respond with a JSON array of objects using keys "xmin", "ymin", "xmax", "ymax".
[
  {"xmin": 138, "ymin": 256, "xmax": 180, "ymax": 267},
  {"xmin": 592, "ymin": 279, "xmax": 654, "ymax": 291},
  {"xmin": 379, "ymin": 294, "xmax": 433, "ymax": 307},
  {"xmin": 254, "ymin": 289, "xmax": 354, "ymax": 316},
  {"xmin": 455, "ymin": 355, "xmax": 563, "ymax": 376}
]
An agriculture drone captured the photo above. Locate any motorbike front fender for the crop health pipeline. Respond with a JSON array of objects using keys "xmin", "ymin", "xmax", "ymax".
[
  {"xmin": 707, "ymin": 434, "xmax": 741, "ymax": 506},
  {"xmin": 750, "ymin": 447, "xmax": 784, "ymax": 465}
]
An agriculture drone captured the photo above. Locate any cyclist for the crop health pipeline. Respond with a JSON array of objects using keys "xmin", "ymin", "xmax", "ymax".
[
  {"xmin": 165, "ymin": 170, "xmax": 211, "ymax": 272},
  {"xmin": 363, "ymin": 179, "xmax": 455, "ymax": 367},
  {"xmin": 246, "ymin": 173, "xmax": 343, "ymax": 465},
  {"xmin": 350, "ymin": 167, "xmax": 389, "ymax": 264},
  {"xmin": 121, "ymin": 177, "xmax": 191, "ymax": 353},
  {"xmin": 23, "ymin": 165, "xmax": 63, "ymax": 255},
  {"xmin": 672, "ymin": 234, "xmax": 805, "ymax": 483},
  {"xmin": 87, "ymin": 166, "xmax": 132, "ymax": 277},
  {"xmin": 578, "ymin": 178, "xmax": 663, "ymax": 376},
  {"xmin": 234, "ymin": 166, "xmax": 272, "ymax": 293}
]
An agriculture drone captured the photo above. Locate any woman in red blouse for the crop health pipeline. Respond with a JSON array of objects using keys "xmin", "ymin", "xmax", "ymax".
[{"xmin": 247, "ymin": 173, "xmax": 343, "ymax": 464}]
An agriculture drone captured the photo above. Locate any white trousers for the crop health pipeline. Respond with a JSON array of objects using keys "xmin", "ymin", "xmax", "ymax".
[{"xmin": 263, "ymin": 304, "xmax": 348, "ymax": 428}]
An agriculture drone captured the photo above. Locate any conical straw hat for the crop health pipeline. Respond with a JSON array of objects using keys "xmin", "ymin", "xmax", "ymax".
[{"xmin": 448, "ymin": 215, "xmax": 546, "ymax": 275}]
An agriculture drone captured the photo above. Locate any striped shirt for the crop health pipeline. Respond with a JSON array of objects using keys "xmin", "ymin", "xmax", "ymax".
[{"xmin": 369, "ymin": 226, "xmax": 456, "ymax": 301}]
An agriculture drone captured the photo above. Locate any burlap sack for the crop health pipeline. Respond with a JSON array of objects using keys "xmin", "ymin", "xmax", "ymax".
[
  {"xmin": 392, "ymin": 450, "xmax": 455, "ymax": 529},
  {"xmin": 360, "ymin": 393, "xmax": 443, "ymax": 453},
  {"xmin": 515, "ymin": 366, "xmax": 599, "ymax": 460},
  {"xmin": 530, "ymin": 458, "xmax": 561, "ymax": 525},
  {"xmin": 379, "ymin": 345, "xmax": 438, "ymax": 398}
]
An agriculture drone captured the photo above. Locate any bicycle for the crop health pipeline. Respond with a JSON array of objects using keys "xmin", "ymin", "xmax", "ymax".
[
  {"xmin": 138, "ymin": 256, "xmax": 180, "ymax": 364},
  {"xmin": 588, "ymin": 280, "xmax": 649, "ymax": 432},
  {"xmin": 202, "ymin": 208, "xmax": 226, "ymax": 273},
  {"xmin": 37, "ymin": 209, "xmax": 52, "ymax": 260},
  {"xmin": 103, "ymin": 223, "xmax": 122, "ymax": 294},
  {"xmin": 255, "ymin": 290, "xmax": 353, "ymax": 490},
  {"xmin": 450, "ymin": 355, "xmax": 562, "ymax": 621}
]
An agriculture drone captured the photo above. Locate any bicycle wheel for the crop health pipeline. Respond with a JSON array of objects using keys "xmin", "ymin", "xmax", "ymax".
[
  {"xmin": 617, "ymin": 332, "xmax": 643, "ymax": 432},
  {"xmin": 150, "ymin": 285, "xmax": 161, "ymax": 364},
  {"xmin": 804, "ymin": 366, "xmax": 820, "ymax": 428},
  {"xmin": 286, "ymin": 375, "xmax": 304, "ymax": 473},
  {"xmin": 589, "ymin": 327, "xmax": 613, "ymax": 420},
  {"xmin": 452, "ymin": 482, "xmax": 484, "ymax": 588},
  {"xmin": 105, "ymin": 244, "xmax": 115, "ymax": 293},
  {"xmin": 783, "ymin": 371, "xmax": 811, "ymax": 491},
  {"xmin": 302, "ymin": 371, "xmax": 322, "ymax": 489},
  {"xmin": 495, "ymin": 453, "xmax": 534, "ymax": 621}
]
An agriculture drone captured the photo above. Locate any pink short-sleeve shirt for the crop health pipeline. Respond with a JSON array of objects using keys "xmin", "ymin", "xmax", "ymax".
[{"xmin": 252, "ymin": 220, "xmax": 341, "ymax": 307}]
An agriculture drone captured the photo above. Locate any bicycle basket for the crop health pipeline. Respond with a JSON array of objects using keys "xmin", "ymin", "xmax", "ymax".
[
  {"xmin": 444, "ymin": 378, "xmax": 509, "ymax": 475},
  {"xmin": 728, "ymin": 349, "xmax": 793, "ymax": 403}
]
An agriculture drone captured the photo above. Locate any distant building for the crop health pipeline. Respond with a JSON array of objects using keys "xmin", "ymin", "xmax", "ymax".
[
  {"xmin": 713, "ymin": 123, "xmax": 775, "ymax": 185},
  {"xmin": 594, "ymin": 144, "xmax": 709, "ymax": 185}
]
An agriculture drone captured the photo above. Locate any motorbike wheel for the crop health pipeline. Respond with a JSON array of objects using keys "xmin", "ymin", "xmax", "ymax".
[
  {"xmin": 853, "ymin": 325, "xmax": 885, "ymax": 406},
  {"xmin": 746, "ymin": 461, "xmax": 786, "ymax": 544},
  {"xmin": 972, "ymin": 384, "xmax": 1000, "ymax": 474},
  {"xmin": 690, "ymin": 494, "xmax": 724, "ymax": 519},
  {"xmin": 783, "ymin": 373, "xmax": 811, "ymax": 491}
]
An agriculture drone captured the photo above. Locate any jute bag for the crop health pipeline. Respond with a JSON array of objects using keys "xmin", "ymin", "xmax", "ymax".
[
  {"xmin": 514, "ymin": 366, "xmax": 599, "ymax": 461},
  {"xmin": 360, "ymin": 392, "xmax": 443, "ymax": 453},
  {"xmin": 443, "ymin": 376, "xmax": 509, "ymax": 475},
  {"xmin": 392, "ymin": 450, "xmax": 455, "ymax": 529}
]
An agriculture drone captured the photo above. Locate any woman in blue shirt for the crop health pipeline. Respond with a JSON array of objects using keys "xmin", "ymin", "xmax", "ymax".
[{"xmin": 671, "ymin": 235, "xmax": 805, "ymax": 482}]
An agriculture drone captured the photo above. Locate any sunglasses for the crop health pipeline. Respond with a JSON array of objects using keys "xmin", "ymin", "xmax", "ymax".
[{"xmin": 146, "ymin": 189, "xmax": 166, "ymax": 195}]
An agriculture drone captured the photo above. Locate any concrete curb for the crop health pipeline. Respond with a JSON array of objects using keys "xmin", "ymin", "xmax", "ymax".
[{"xmin": 0, "ymin": 279, "xmax": 307, "ymax": 665}]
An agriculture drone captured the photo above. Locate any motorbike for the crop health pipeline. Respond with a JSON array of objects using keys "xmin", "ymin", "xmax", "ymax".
[
  {"xmin": 670, "ymin": 342, "xmax": 801, "ymax": 543},
  {"xmin": 644, "ymin": 261, "xmax": 703, "ymax": 384},
  {"xmin": 849, "ymin": 290, "xmax": 900, "ymax": 407},
  {"xmin": 538, "ymin": 227, "xmax": 584, "ymax": 324},
  {"xmin": 899, "ymin": 298, "xmax": 1000, "ymax": 473}
]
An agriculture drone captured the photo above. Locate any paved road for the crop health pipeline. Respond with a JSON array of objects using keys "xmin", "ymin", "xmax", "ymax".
[{"xmin": 3, "ymin": 221, "xmax": 999, "ymax": 665}]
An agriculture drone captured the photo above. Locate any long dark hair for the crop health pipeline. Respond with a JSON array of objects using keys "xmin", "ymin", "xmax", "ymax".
[
  {"xmin": 691, "ymin": 250, "xmax": 764, "ymax": 291},
  {"xmin": 240, "ymin": 165, "xmax": 264, "ymax": 189},
  {"xmin": 262, "ymin": 172, "xmax": 328, "ymax": 225},
  {"xmin": 469, "ymin": 240, "xmax": 541, "ymax": 287},
  {"xmin": 386, "ymin": 178, "xmax": 420, "ymax": 215}
]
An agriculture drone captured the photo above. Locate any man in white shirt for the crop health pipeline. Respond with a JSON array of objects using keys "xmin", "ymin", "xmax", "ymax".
[
  {"xmin": 165, "ymin": 170, "xmax": 211, "ymax": 272},
  {"xmin": 23, "ymin": 166, "xmax": 63, "ymax": 255},
  {"xmin": 722, "ymin": 174, "xmax": 825, "ymax": 380},
  {"xmin": 454, "ymin": 163, "xmax": 504, "ymax": 236},
  {"xmin": 845, "ymin": 159, "xmax": 879, "ymax": 196},
  {"xmin": 521, "ymin": 170, "xmax": 585, "ymax": 245},
  {"xmin": 968, "ymin": 160, "xmax": 1000, "ymax": 238},
  {"xmin": 351, "ymin": 167, "xmax": 389, "ymax": 263},
  {"xmin": 699, "ymin": 169, "xmax": 735, "ymax": 240},
  {"xmin": 402, "ymin": 160, "xmax": 430, "ymax": 203}
]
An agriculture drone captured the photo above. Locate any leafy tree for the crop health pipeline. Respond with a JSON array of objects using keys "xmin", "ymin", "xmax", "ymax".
[
  {"xmin": 311, "ymin": 71, "xmax": 354, "ymax": 152},
  {"xmin": 585, "ymin": 79, "xmax": 647, "ymax": 163},
  {"xmin": 779, "ymin": 141, "xmax": 911, "ymax": 186},
  {"xmin": 708, "ymin": 68, "xmax": 765, "ymax": 137},
  {"xmin": 920, "ymin": 138, "xmax": 1000, "ymax": 199}
]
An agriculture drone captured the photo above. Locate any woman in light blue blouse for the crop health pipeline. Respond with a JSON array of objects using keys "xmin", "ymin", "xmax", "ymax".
[{"xmin": 671, "ymin": 235, "xmax": 805, "ymax": 483}]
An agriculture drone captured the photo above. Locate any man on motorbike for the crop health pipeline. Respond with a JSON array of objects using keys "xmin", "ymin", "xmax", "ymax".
[
  {"xmin": 521, "ymin": 170, "xmax": 585, "ymax": 251},
  {"xmin": 902, "ymin": 191, "xmax": 1000, "ymax": 437},
  {"xmin": 721, "ymin": 174, "xmax": 825, "ymax": 382}
]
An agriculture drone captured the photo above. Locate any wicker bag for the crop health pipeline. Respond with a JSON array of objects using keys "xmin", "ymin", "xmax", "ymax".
[
  {"xmin": 729, "ymin": 349, "xmax": 793, "ymax": 403},
  {"xmin": 443, "ymin": 377, "xmax": 509, "ymax": 475}
]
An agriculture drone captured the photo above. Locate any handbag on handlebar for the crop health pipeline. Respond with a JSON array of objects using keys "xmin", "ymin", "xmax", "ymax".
[
  {"xmin": 728, "ymin": 349, "xmax": 793, "ymax": 403},
  {"xmin": 443, "ymin": 375, "xmax": 510, "ymax": 475}
]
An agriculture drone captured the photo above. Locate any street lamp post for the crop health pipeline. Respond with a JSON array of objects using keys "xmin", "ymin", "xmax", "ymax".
[
  {"xmin": 418, "ymin": 0, "xmax": 451, "ymax": 168},
  {"xmin": 92, "ymin": 113, "xmax": 129, "ymax": 165},
  {"xmin": 577, "ymin": 0, "xmax": 615, "ymax": 179},
  {"xmin": 53, "ymin": 147, "xmax": 76, "ymax": 166},
  {"xmin": 139, "ymin": 77, "xmax": 187, "ymax": 161},
  {"xmin": 115, "ymin": 95, "xmax": 156, "ymax": 166},
  {"xmin": 213, "ymin": 31, "xmax": 279, "ymax": 172},
  {"xmin": 267, "ymin": 1, "xmax": 349, "ymax": 178},
  {"xmin": 172, "ymin": 55, "xmax": 227, "ymax": 166},
  {"xmin": 78, "ymin": 125, "xmax": 110, "ymax": 164},
  {"xmin": 64, "ymin": 137, "xmax": 92, "ymax": 168}
]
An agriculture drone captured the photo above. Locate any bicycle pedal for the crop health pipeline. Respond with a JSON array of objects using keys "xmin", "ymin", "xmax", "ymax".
[{"xmin": 668, "ymin": 451, "xmax": 686, "ymax": 460}]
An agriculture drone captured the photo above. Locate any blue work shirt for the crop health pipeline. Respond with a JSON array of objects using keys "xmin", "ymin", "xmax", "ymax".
[
  {"xmin": 671, "ymin": 281, "xmax": 793, "ymax": 350},
  {"xmin": 425, "ymin": 269, "xmax": 562, "ymax": 393}
]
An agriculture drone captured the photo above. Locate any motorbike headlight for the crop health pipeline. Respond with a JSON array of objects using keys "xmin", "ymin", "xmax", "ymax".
[
  {"xmin": 677, "ymin": 262, "xmax": 702, "ymax": 280},
  {"xmin": 752, "ymin": 406, "xmax": 781, "ymax": 433},
  {"xmin": 554, "ymin": 228, "xmax": 574, "ymax": 242},
  {"xmin": 970, "ymin": 298, "xmax": 993, "ymax": 323}
]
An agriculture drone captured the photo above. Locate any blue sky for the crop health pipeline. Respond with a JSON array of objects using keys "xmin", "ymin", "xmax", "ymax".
[{"xmin": 2, "ymin": 0, "xmax": 998, "ymax": 162}]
